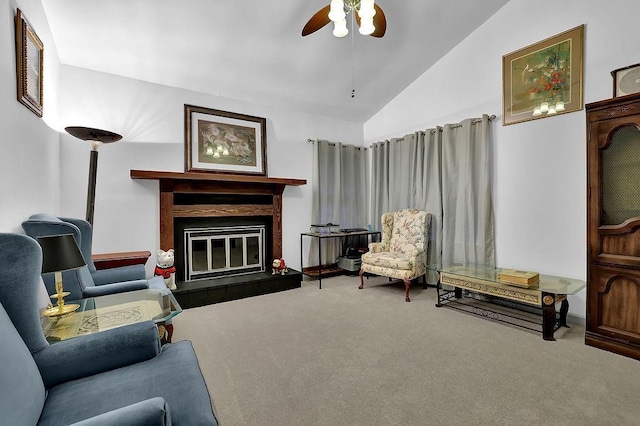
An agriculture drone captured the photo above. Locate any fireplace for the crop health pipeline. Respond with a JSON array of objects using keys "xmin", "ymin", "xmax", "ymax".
[
  {"xmin": 172, "ymin": 204, "xmax": 274, "ymax": 283},
  {"xmin": 130, "ymin": 170, "xmax": 306, "ymax": 305},
  {"xmin": 183, "ymin": 224, "xmax": 266, "ymax": 281}
]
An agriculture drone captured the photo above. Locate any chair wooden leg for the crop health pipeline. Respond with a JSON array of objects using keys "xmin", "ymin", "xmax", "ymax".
[
  {"xmin": 404, "ymin": 278, "xmax": 411, "ymax": 302},
  {"xmin": 358, "ymin": 269, "xmax": 365, "ymax": 289}
]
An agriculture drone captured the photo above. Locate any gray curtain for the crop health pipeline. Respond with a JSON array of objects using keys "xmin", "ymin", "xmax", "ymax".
[
  {"xmin": 370, "ymin": 114, "xmax": 495, "ymax": 279},
  {"xmin": 441, "ymin": 116, "xmax": 495, "ymax": 268},
  {"xmin": 310, "ymin": 140, "xmax": 369, "ymax": 266}
]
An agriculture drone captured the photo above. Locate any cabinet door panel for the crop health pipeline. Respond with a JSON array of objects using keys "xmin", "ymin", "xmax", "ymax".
[
  {"xmin": 600, "ymin": 125, "xmax": 640, "ymax": 225},
  {"xmin": 599, "ymin": 224, "xmax": 640, "ymax": 265},
  {"xmin": 589, "ymin": 120, "xmax": 640, "ymax": 268},
  {"xmin": 588, "ymin": 265, "xmax": 640, "ymax": 344}
]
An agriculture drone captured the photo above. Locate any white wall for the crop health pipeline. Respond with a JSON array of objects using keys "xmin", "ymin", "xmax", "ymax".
[
  {"xmin": 364, "ymin": 0, "xmax": 640, "ymax": 318},
  {"xmin": 56, "ymin": 65, "xmax": 363, "ymax": 275},
  {"xmin": 0, "ymin": 0, "xmax": 61, "ymax": 232}
]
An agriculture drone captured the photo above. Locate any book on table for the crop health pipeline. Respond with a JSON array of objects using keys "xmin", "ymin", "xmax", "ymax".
[{"xmin": 497, "ymin": 269, "xmax": 540, "ymax": 288}]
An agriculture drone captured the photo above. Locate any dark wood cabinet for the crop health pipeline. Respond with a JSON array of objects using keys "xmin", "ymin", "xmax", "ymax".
[{"xmin": 586, "ymin": 93, "xmax": 640, "ymax": 360}]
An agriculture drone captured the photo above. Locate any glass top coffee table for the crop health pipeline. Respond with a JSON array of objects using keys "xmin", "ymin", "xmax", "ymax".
[
  {"xmin": 428, "ymin": 264, "xmax": 586, "ymax": 341},
  {"xmin": 41, "ymin": 289, "xmax": 182, "ymax": 344}
]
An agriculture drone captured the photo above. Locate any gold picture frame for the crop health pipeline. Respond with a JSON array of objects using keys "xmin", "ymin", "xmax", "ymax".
[
  {"xmin": 15, "ymin": 9, "xmax": 44, "ymax": 117},
  {"xmin": 184, "ymin": 105, "xmax": 267, "ymax": 176},
  {"xmin": 502, "ymin": 25, "xmax": 583, "ymax": 126}
]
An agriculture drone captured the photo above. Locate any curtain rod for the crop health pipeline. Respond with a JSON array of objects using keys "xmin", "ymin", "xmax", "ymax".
[
  {"xmin": 306, "ymin": 139, "xmax": 367, "ymax": 150},
  {"xmin": 425, "ymin": 114, "xmax": 496, "ymax": 134},
  {"xmin": 309, "ymin": 114, "xmax": 496, "ymax": 146},
  {"xmin": 367, "ymin": 114, "xmax": 497, "ymax": 146}
]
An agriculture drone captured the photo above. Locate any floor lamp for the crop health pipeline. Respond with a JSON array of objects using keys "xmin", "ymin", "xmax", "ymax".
[{"xmin": 65, "ymin": 126, "xmax": 122, "ymax": 225}]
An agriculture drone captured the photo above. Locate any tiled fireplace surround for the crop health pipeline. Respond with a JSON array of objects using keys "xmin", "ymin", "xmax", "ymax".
[{"xmin": 131, "ymin": 170, "xmax": 306, "ymax": 307}]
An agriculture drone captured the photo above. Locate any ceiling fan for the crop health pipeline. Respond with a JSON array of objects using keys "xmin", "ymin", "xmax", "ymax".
[{"xmin": 302, "ymin": 0, "xmax": 387, "ymax": 38}]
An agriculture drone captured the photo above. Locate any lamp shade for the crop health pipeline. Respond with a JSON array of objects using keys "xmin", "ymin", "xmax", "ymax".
[
  {"xmin": 65, "ymin": 126, "xmax": 122, "ymax": 143},
  {"xmin": 36, "ymin": 234, "xmax": 87, "ymax": 274}
]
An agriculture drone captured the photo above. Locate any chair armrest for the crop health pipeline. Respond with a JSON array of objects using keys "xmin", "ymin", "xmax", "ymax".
[
  {"xmin": 92, "ymin": 264, "xmax": 146, "ymax": 286},
  {"xmin": 33, "ymin": 321, "xmax": 160, "ymax": 388},
  {"xmin": 83, "ymin": 280, "xmax": 148, "ymax": 297},
  {"xmin": 68, "ymin": 397, "xmax": 170, "ymax": 426},
  {"xmin": 409, "ymin": 248, "xmax": 424, "ymax": 258},
  {"xmin": 368, "ymin": 242, "xmax": 385, "ymax": 253}
]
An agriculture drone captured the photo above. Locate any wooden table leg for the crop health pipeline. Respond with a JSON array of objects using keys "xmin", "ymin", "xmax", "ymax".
[
  {"xmin": 157, "ymin": 323, "xmax": 174, "ymax": 345},
  {"xmin": 542, "ymin": 292, "xmax": 557, "ymax": 341},
  {"xmin": 165, "ymin": 323, "xmax": 174, "ymax": 343}
]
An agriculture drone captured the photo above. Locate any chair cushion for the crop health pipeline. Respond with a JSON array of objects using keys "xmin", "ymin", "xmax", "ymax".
[
  {"xmin": 67, "ymin": 397, "xmax": 170, "ymax": 426},
  {"xmin": 0, "ymin": 304, "xmax": 45, "ymax": 425},
  {"xmin": 39, "ymin": 341, "xmax": 217, "ymax": 425},
  {"xmin": 362, "ymin": 251, "xmax": 413, "ymax": 270}
]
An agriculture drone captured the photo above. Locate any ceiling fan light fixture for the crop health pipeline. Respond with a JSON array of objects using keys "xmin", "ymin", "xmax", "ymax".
[
  {"xmin": 328, "ymin": 0, "xmax": 346, "ymax": 22},
  {"xmin": 301, "ymin": 0, "xmax": 385, "ymax": 38},
  {"xmin": 359, "ymin": 18, "xmax": 375, "ymax": 35},
  {"xmin": 358, "ymin": 0, "xmax": 376, "ymax": 19},
  {"xmin": 333, "ymin": 18, "xmax": 349, "ymax": 37}
]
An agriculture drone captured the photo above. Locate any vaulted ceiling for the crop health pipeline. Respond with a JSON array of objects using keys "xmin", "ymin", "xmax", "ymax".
[{"xmin": 42, "ymin": 0, "xmax": 509, "ymax": 123}]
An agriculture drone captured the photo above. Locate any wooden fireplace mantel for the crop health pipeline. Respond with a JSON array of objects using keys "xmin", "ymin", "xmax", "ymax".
[
  {"xmin": 130, "ymin": 169, "xmax": 306, "ymax": 188},
  {"xmin": 130, "ymin": 169, "xmax": 306, "ymax": 260}
]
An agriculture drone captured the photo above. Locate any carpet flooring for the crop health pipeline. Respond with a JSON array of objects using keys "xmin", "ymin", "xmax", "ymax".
[{"xmin": 172, "ymin": 275, "xmax": 640, "ymax": 426}]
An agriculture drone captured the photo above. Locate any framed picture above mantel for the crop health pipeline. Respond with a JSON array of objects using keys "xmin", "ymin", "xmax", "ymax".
[
  {"xmin": 502, "ymin": 25, "xmax": 584, "ymax": 126},
  {"xmin": 184, "ymin": 104, "xmax": 267, "ymax": 176}
]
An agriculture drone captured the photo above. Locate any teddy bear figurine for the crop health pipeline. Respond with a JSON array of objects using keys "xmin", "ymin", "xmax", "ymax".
[
  {"xmin": 272, "ymin": 258, "xmax": 288, "ymax": 275},
  {"xmin": 155, "ymin": 249, "xmax": 177, "ymax": 290}
]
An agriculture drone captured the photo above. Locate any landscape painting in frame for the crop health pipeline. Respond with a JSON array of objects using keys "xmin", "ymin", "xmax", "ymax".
[
  {"xmin": 502, "ymin": 25, "xmax": 583, "ymax": 125},
  {"xmin": 15, "ymin": 8, "xmax": 44, "ymax": 117},
  {"xmin": 184, "ymin": 105, "xmax": 267, "ymax": 176}
]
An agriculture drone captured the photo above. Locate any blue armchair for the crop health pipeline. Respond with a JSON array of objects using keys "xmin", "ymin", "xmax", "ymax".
[
  {"xmin": 22, "ymin": 214, "xmax": 165, "ymax": 300},
  {"xmin": 0, "ymin": 233, "xmax": 218, "ymax": 425}
]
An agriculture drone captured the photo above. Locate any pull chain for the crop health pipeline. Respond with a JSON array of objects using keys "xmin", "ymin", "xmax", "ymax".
[{"xmin": 350, "ymin": 12, "xmax": 356, "ymax": 98}]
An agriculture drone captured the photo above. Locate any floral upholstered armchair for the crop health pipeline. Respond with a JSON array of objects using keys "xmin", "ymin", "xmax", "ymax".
[{"xmin": 358, "ymin": 209, "xmax": 431, "ymax": 302}]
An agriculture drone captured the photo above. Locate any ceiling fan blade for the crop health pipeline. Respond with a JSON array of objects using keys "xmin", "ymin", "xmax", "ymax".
[
  {"xmin": 370, "ymin": 4, "xmax": 386, "ymax": 38},
  {"xmin": 302, "ymin": 5, "xmax": 331, "ymax": 36},
  {"xmin": 354, "ymin": 4, "xmax": 387, "ymax": 38}
]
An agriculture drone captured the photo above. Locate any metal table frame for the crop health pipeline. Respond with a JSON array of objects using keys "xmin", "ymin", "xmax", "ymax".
[
  {"xmin": 300, "ymin": 230, "xmax": 381, "ymax": 289},
  {"xmin": 432, "ymin": 265, "xmax": 585, "ymax": 341}
]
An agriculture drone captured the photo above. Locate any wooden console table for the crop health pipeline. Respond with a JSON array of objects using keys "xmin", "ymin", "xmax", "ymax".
[
  {"xmin": 430, "ymin": 265, "xmax": 585, "ymax": 341},
  {"xmin": 92, "ymin": 251, "xmax": 151, "ymax": 270}
]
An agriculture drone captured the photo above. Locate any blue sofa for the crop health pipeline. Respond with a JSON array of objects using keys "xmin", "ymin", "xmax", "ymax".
[
  {"xmin": 22, "ymin": 214, "xmax": 166, "ymax": 300},
  {"xmin": 0, "ymin": 233, "xmax": 218, "ymax": 425}
]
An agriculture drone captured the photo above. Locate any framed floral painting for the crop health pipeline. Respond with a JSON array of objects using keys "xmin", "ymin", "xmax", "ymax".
[
  {"xmin": 184, "ymin": 105, "xmax": 267, "ymax": 176},
  {"xmin": 15, "ymin": 9, "xmax": 44, "ymax": 117},
  {"xmin": 502, "ymin": 25, "xmax": 584, "ymax": 126}
]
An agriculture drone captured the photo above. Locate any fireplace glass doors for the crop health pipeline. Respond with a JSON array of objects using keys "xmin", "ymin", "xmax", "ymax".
[{"xmin": 184, "ymin": 225, "xmax": 266, "ymax": 281}]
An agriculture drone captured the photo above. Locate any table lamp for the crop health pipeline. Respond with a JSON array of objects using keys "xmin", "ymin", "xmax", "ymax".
[
  {"xmin": 36, "ymin": 234, "xmax": 87, "ymax": 317},
  {"xmin": 65, "ymin": 126, "xmax": 122, "ymax": 225}
]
